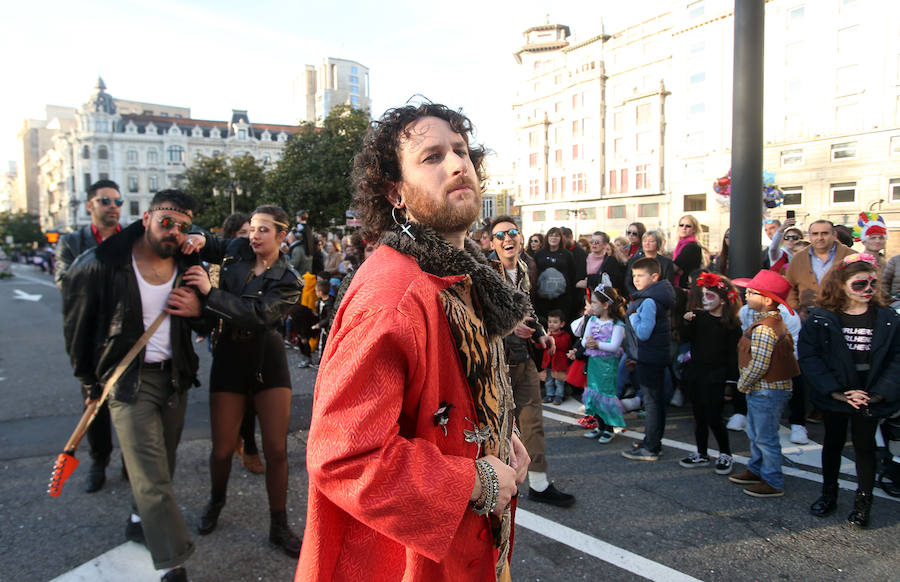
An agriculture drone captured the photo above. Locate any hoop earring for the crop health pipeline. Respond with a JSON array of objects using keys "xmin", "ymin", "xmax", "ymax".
[{"xmin": 392, "ymin": 206, "xmax": 415, "ymax": 240}]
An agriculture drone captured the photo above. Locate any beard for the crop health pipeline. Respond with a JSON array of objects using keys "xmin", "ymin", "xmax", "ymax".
[
  {"xmin": 401, "ymin": 179, "xmax": 482, "ymax": 234},
  {"xmin": 146, "ymin": 228, "xmax": 178, "ymax": 259}
]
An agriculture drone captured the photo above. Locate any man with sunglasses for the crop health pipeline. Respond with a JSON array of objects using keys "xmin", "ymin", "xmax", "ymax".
[
  {"xmin": 55, "ymin": 179, "xmax": 123, "ymax": 493},
  {"xmin": 62, "ymin": 189, "xmax": 209, "ymax": 582},
  {"xmin": 490, "ymin": 216, "xmax": 576, "ymax": 508}
]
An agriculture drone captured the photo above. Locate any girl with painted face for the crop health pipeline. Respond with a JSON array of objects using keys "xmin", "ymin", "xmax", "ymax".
[
  {"xmin": 799, "ymin": 253, "xmax": 900, "ymax": 528},
  {"xmin": 679, "ymin": 272, "xmax": 744, "ymax": 476}
]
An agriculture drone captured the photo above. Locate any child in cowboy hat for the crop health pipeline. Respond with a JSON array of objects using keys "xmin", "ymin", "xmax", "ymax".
[{"xmin": 728, "ymin": 270, "xmax": 801, "ymax": 497}]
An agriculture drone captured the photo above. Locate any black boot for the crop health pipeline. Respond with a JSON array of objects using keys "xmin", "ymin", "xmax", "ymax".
[
  {"xmin": 269, "ymin": 510, "xmax": 302, "ymax": 558},
  {"xmin": 198, "ymin": 497, "xmax": 226, "ymax": 535},
  {"xmin": 809, "ymin": 484, "xmax": 838, "ymax": 517},
  {"xmin": 84, "ymin": 458, "xmax": 108, "ymax": 493},
  {"xmin": 847, "ymin": 490, "xmax": 873, "ymax": 528}
]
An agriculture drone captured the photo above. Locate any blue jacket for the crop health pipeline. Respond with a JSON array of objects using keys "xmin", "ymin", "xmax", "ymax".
[
  {"xmin": 799, "ymin": 306, "xmax": 900, "ymax": 417},
  {"xmin": 626, "ymin": 280, "xmax": 676, "ymax": 365}
]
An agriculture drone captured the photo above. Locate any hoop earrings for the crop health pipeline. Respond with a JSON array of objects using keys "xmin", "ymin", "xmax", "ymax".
[{"xmin": 391, "ymin": 205, "xmax": 415, "ymax": 241}]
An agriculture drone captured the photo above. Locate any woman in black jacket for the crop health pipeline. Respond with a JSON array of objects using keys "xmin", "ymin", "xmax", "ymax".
[
  {"xmin": 799, "ymin": 253, "xmax": 900, "ymax": 528},
  {"xmin": 183, "ymin": 205, "xmax": 303, "ymax": 556},
  {"xmin": 534, "ymin": 226, "xmax": 577, "ymax": 323}
]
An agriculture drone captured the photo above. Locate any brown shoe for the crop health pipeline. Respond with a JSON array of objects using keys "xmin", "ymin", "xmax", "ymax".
[
  {"xmin": 242, "ymin": 452, "xmax": 265, "ymax": 474},
  {"xmin": 743, "ymin": 481, "xmax": 784, "ymax": 498},
  {"xmin": 729, "ymin": 469, "xmax": 762, "ymax": 485}
]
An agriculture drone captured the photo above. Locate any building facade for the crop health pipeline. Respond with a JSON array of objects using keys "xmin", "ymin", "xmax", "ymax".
[
  {"xmin": 296, "ymin": 58, "xmax": 371, "ymax": 125},
  {"xmin": 36, "ymin": 79, "xmax": 300, "ymax": 232},
  {"xmin": 511, "ymin": 0, "xmax": 900, "ymax": 255}
]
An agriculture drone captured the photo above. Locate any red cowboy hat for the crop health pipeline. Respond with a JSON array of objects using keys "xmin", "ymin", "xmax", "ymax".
[{"xmin": 732, "ymin": 270, "xmax": 795, "ymax": 315}]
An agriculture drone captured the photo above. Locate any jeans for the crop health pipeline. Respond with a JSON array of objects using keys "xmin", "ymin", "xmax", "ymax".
[
  {"xmin": 745, "ymin": 389, "xmax": 792, "ymax": 490},
  {"xmin": 545, "ymin": 376, "xmax": 566, "ymax": 399},
  {"xmin": 637, "ymin": 363, "xmax": 667, "ymax": 454}
]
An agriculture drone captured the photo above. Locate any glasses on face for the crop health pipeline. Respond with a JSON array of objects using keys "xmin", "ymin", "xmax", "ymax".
[
  {"xmin": 626, "ymin": 230, "xmax": 639, "ymax": 236},
  {"xmin": 783, "ymin": 234, "xmax": 801, "ymax": 241},
  {"xmin": 850, "ymin": 278, "xmax": 877, "ymax": 292},
  {"xmin": 590, "ymin": 239, "xmax": 603, "ymax": 245},
  {"xmin": 493, "ymin": 228, "xmax": 519, "ymax": 241},
  {"xmin": 97, "ymin": 196, "xmax": 124, "ymax": 207},
  {"xmin": 679, "ymin": 223, "xmax": 692, "ymax": 229},
  {"xmin": 155, "ymin": 215, "xmax": 192, "ymax": 234},
  {"xmin": 530, "ymin": 238, "xmax": 540, "ymax": 245}
]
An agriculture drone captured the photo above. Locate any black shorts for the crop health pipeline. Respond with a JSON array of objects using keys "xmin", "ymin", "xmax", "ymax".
[{"xmin": 210, "ymin": 330, "xmax": 291, "ymax": 394}]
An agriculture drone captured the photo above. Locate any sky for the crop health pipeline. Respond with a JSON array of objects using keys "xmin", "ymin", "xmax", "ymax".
[{"xmin": 1, "ymin": 0, "xmax": 670, "ymax": 171}]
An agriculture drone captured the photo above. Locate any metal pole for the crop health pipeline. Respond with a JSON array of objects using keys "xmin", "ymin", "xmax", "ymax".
[{"xmin": 730, "ymin": 0, "xmax": 765, "ymax": 279}]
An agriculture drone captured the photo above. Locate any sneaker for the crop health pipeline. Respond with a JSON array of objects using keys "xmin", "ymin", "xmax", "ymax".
[
  {"xmin": 622, "ymin": 443, "xmax": 659, "ymax": 461},
  {"xmin": 729, "ymin": 469, "xmax": 762, "ymax": 485},
  {"xmin": 583, "ymin": 428, "xmax": 604, "ymax": 439},
  {"xmin": 527, "ymin": 483, "xmax": 576, "ymax": 507},
  {"xmin": 542, "ymin": 395, "xmax": 553, "ymax": 404},
  {"xmin": 678, "ymin": 452, "xmax": 710, "ymax": 468},
  {"xmin": 597, "ymin": 431, "xmax": 614, "ymax": 444},
  {"xmin": 790, "ymin": 424, "xmax": 809, "ymax": 445},
  {"xmin": 743, "ymin": 481, "xmax": 784, "ymax": 498},
  {"xmin": 125, "ymin": 518, "xmax": 145, "ymax": 545},
  {"xmin": 726, "ymin": 413, "xmax": 747, "ymax": 431},
  {"xmin": 577, "ymin": 416, "xmax": 598, "ymax": 429},
  {"xmin": 715, "ymin": 454, "xmax": 734, "ymax": 475},
  {"xmin": 552, "ymin": 397, "xmax": 563, "ymax": 406},
  {"xmin": 670, "ymin": 388, "xmax": 685, "ymax": 407}
]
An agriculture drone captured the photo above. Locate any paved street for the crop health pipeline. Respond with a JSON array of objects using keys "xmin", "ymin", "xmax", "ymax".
[{"xmin": 1, "ymin": 262, "xmax": 899, "ymax": 582}]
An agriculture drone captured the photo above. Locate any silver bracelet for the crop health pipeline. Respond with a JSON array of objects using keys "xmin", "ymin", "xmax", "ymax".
[{"xmin": 472, "ymin": 459, "xmax": 499, "ymax": 515}]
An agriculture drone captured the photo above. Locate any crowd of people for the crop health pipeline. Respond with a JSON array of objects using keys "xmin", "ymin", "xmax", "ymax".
[{"xmin": 46, "ymin": 101, "xmax": 900, "ymax": 582}]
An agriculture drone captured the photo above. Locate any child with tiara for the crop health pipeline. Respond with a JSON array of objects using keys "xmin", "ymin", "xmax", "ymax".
[
  {"xmin": 579, "ymin": 283, "xmax": 628, "ymax": 443},
  {"xmin": 679, "ymin": 271, "xmax": 743, "ymax": 475}
]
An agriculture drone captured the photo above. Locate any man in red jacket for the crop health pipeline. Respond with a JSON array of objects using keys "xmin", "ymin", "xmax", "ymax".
[{"xmin": 297, "ymin": 103, "xmax": 530, "ymax": 582}]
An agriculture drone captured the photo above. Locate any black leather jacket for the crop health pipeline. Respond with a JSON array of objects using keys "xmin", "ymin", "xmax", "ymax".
[
  {"xmin": 55, "ymin": 225, "xmax": 98, "ymax": 290},
  {"xmin": 201, "ymin": 236, "xmax": 302, "ymax": 339},
  {"xmin": 62, "ymin": 221, "xmax": 211, "ymax": 402}
]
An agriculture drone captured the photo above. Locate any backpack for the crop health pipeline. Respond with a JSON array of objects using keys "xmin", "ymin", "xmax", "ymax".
[{"xmin": 536, "ymin": 267, "xmax": 567, "ymax": 299}]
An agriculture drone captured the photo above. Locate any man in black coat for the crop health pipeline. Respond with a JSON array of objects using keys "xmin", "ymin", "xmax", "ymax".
[{"xmin": 55, "ymin": 179, "xmax": 122, "ymax": 492}]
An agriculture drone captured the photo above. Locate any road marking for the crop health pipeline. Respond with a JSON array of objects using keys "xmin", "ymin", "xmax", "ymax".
[
  {"xmin": 542, "ymin": 408, "xmax": 900, "ymax": 503},
  {"xmin": 8, "ymin": 266, "xmax": 57, "ymax": 288},
  {"xmin": 49, "ymin": 541, "xmax": 157, "ymax": 582},
  {"xmin": 13, "ymin": 289, "xmax": 42, "ymax": 301},
  {"xmin": 516, "ymin": 509, "xmax": 703, "ymax": 582}
]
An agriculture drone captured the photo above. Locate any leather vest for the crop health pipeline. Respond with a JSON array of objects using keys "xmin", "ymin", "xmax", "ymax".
[{"xmin": 737, "ymin": 315, "xmax": 800, "ymax": 381}]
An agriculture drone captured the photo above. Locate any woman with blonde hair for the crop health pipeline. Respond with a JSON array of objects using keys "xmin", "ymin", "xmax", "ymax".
[{"xmin": 673, "ymin": 214, "xmax": 703, "ymax": 289}]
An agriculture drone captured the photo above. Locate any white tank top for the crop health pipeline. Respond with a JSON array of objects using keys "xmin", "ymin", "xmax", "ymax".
[{"xmin": 131, "ymin": 255, "xmax": 176, "ymax": 363}]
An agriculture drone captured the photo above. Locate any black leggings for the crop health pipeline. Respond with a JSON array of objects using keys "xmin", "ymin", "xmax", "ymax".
[
  {"xmin": 822, "ymin": 410, "xmax": 879, "ymax": 494},
  {"xmin": 686, "ymin": 370, "xmax": 730, "ymax": 456}
]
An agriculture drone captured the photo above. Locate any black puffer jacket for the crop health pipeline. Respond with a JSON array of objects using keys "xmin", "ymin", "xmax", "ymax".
[
  {"xmin": 62, "ymin": 221, "xmax": 211, "ymax": 402},
  {"xmin": 799, "ymin": 306, "xmax": 900, "ymax": 417}
]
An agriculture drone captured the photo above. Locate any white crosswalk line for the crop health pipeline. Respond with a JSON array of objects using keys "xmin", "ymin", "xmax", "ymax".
[{"xmin": 49, "ymin": 542, "xmax": 157, "ymax": 582}]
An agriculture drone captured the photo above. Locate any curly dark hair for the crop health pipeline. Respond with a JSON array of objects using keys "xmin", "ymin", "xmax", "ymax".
[
  {"xmin": 221, "ymin": 212, "xmax": 250, "ymax": 239},
  {"xmin": 351, "ymin": 102, "xmax": 487, "ymax": 241},
  {"xmin": 817, "ymin": 260, "xmax": 887, "ymax": 312}
]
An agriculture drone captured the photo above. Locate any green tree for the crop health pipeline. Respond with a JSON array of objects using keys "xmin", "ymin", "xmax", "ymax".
[
  {"xmin": 267, "ymin": 105, "xmax": 370, "ymax": 230},
  {"xmin": 182, "ymin": 153, "xmax": 268, "ymax": 230},
  {"xmin": 0, "ymin": 211, "xmax": 45, "ymax": 246}
]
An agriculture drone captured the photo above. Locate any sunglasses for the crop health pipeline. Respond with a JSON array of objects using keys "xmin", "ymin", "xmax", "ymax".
[
  {"xmin": 678, "ymin": 223, "xmax": 692, "ymax": 228},
  {"xmin": 155, "ymin": 215, "xmax": 192, "ymax": 234},
  {"xmin": 626, "ymin": 230, "xmax": 639, "ymax": 236},
  {"xmin": 493, "ymin": 228, "xmax": 519, "ymax": 241},
  {"xmin": 590, "ymin": 239, "xmax": 603, "ymax": 244},
  {"xmin": 97, "ymin": 196, "xmax": 124, "ymax": 207},
  {"xmin": 783, "ymin": 234, "xmax": 801, "ymax": 241},
  {"xmin": 850, "ymin": 278, "xmax": 877, "ymax": 292}
]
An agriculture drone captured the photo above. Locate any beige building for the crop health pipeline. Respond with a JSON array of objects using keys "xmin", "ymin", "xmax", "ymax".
[
  {"xmin": 510, "ymin": 0, "xmax": 900, "ymax": 255},
  {"xmin": 1, "ymin": 162, "xmax": 17, "ymax": 214},
  {"xmin": 295, "ymin": 58, "xmax": 370, "ymax": 125},
  {"xmin": 14, "ymin": 106, "xmax": 76, "ymax": 215}
]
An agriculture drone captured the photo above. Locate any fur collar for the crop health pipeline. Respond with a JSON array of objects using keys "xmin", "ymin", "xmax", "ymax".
[{"xmin": 380, "ymin": 223, "xmax": 531, "ymax": 338}]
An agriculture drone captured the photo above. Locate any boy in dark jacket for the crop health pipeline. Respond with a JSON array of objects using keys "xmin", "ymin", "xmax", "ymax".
[{"xmin": 622, "ymin": 257, "xmax": 676, "ymax": 461}]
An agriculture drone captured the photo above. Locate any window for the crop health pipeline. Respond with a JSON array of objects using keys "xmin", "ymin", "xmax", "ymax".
[
  {"xmin": 787, "ymin": 6, "xmax": 805, "ymax": 27},
  {"xmin": 609, "ymin": 170, "xmax": 618, "ymax": 194},
  {"xmin": 782, "ymin": 186, "xmax": 803, "ymax": 205},
  {"xmin": 82, "ymin": 146, "xmax": 90, "ymax": 159},
  {"xmin": 532, "ymin": 210, "xmax": 546, "ymax": 222},
  {"xmin": 528, "ymin": 131, "xmax": 537, "ymax": 147},
  {"xmin": 689, "ymin": 41, "xmax": 705, "ymax": 54},
  {"xmin": 128, "ymin": 175, "xmax": 139, "ymax": 193},
  {"xmin": 147, "ymin": 149, "xmax": 158, "ymax": 164},
  {"xmin": 572, "ymin": 144, "xmax": 580, "ymax": 160},
  {"xmin": 127, "ymin": 149, "xmax": 138, "ymax": 163},
  {"xmin": 689, "ymin": 102, "xmax": 706, "ymax": 118},
  {"xmin": 688, "ymin": 1, "xmax": 704, "ymax": 19},
  {"xmin": 582, "ymin": 207, "xmax": 596, "ymax": 220},
  {"xmin": 613, "ymin": 112, "xmax": 623, "ymax": 133},
  {"xmin": 350, "ymin": 76, "xmax": 359, "ymax": 83},
  {"xmin": 350, "ymin": 85, "xmax": 359, "ymax": 95},
  {"xmin": 684, "ymin": 194, "xmax": 707, "ymax": 212},
  {"xmin": 689, "ymin": 71, "xmax": 706, "ymax": 85},
  {"xmin": 607, "ymin": 205, "xmax": 626, "ymax": 219},
  {"xmin": 781, "ymin": 148, "xmax": 804, "ymax": 167},
  {"xmin": 572, "ymin": 173, "xmax": 585, "ymax": 194},
  {"xmin": 638, "ymin": 203, "xmax": 659, "ymax": 218},
  {"xmin": 837, "ymin": 26, "xmax": 860, "ymax": 60},
  {"xmin": 572, "ymin": 120, "xmax": 579, "ymax": 137},
  {"xmin": 560, "ymin": 176, "xmax": 566, "ymax": 194},
  {"xmin": 167, "ymin": 146, "xmax": 185, "ymax": 163},
  {"xmin": 636, "ymin": 103, "xmax": 651, "ymax": 126},
  {"xmin": 98, "ymin": 146, "xmax": 108, "ymax": 160},
  {"xmin": 551, "ymin": 177, "xmax": 558, "ymax": 196},
  {"xmin": 351, "ymin": 66, "xmax": 358, "ymax": 74},
  {"xmin": 686, "ymin": 132, "xmax": 705, "ymax": 148},
  {"xmin": 614, "ymin": 138, "xmax": 623, "ymax": 159},
  {"xmin": 891, "ymin": 135, "xmax": 900, "ymax": 155},
  {"xmin": 237, "ymin": 129, "xmax": 247, "ymax": 140},
  {"xmin": 685, "ymin": 160, "xmax": 705, "ymax": 176},
  {"xmin": 529, "ymin": 152, "xmax": 538, "ymax": 168},
  {"xmin": 836, "ymin": 65, "xmax": 860, "ymax": 94},
  {"xmin": 620, "ymin": 168, "xmax": 629, "ymax": 193},
  {"xmin": 83, "ymin": 173, "xmax": 91, "ymax": 191},
  {"xmin": 481, "ymin": 197, "xmax": 495, "ymax": 219},
  {"xmin": 831, "ymin": 181, "xmax": 856, "ymax": 204},
  {"xmin": 351, "ymin": 95, "xmax": 359, "ymax": 106},
  {"xmin": 831, "ymin": 141, "xmax": 858, "ymax": 160},
  {"xmin": 99, "ymin": 173, "xmax": 108, "ymax": 181},
  {"xmin": 529, "ymin": 179, "xmax": 540, "ymax": 198},
  {"xmin": 890, "ymin": 178, "xmax": 900, "ymax": 202},
  {"xmin": 635, "ymin": 164, "xmax": 649, "ymax": 189},
  {"xmin": 129, "ymin": 200, "xmax": 140, "ymax": 215},
  {"xmin": 149, "ymin": 175, "xmax": 158, "ymax": 192},
  {"xmin": 554, "ymin": 149, "xmax": 562, "ymax": 166},
  {"xmin": 554, "ymin": 209, "xmax": 569, "ymax": 221},
  {"xmin": 636, "ymin": 132, "xmax": 651, "ymax": 152}
]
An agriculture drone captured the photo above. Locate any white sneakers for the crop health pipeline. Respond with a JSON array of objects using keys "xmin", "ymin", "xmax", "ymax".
[
  {"xmin": 790, "ymin": 424, "xmax": 809, "ymax": 444},
  {"xmin": 726, "ymin": 413, "xmax": 747, "ymax": 431},
  {"xmin": 670, "ymin": 388, "xmax": 685, "ymax": 407}
]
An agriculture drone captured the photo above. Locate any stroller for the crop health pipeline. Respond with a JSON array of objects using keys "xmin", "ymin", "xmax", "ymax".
[{"xmin": 876, "ymin": 411, "xmax": 900, "ymax": 497}]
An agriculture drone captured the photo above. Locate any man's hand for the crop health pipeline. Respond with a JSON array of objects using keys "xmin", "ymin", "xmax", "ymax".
[
  {"xmin": 509, "ymin": 432, "xmax": 530, "ymax": 484},
  {"xmin": 167, "ymin": 287, "xmax": 203, "ymax": 318},
  {"xmin": 84, "ymin": 396, "xmax": 101, "ymax": 407},
  {"xmin": 779, "ymin": 217, "xmax": 797, "ymax": 233},
  {"xmin": 482, "ymin": 455, "xmax": 518, "ymax": 516},
  {"xmin": 182, "ymin": 265, "xmax": 212, "ymax": 296},
  {"xmin": 536, "ymin": 334, "xmax": 555, "ymax": 356},
  {"xmin": 181, "ymin": 234, "xmax": 205, "ymax": 255},
  {"xmin": 513, "ymin": 317, "xmax": 536, "ymax": 339}
]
